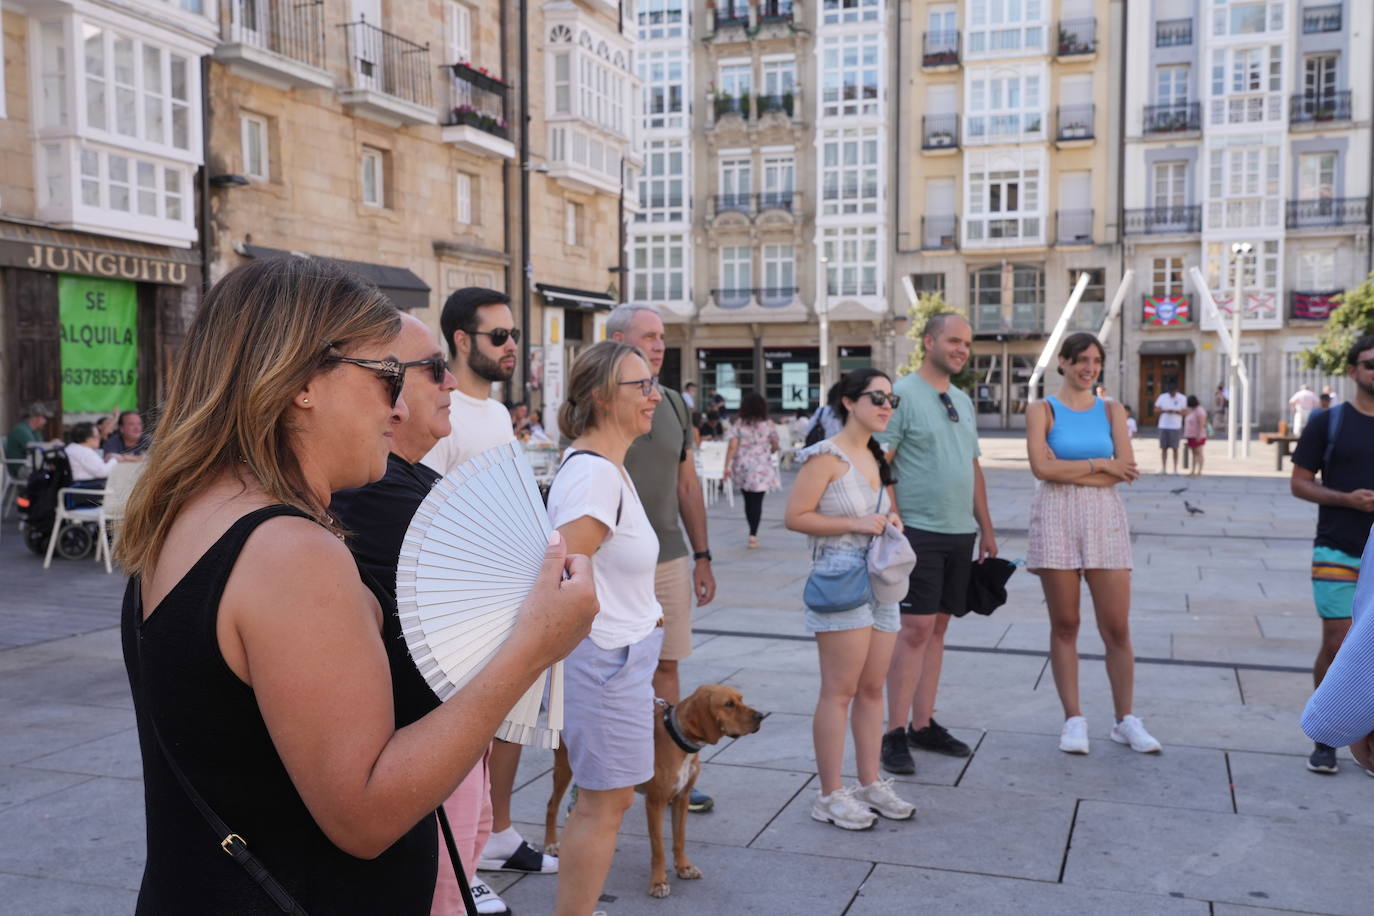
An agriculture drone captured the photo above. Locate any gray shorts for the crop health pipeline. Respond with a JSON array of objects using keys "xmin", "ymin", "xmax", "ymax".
[
  {"xmin": 1158, "ymin": 428, "xmax": 1182, "ymax": 449},
  {"xmin": 562, "ymin": 628, "xmax": 664, "ymax": 791}
]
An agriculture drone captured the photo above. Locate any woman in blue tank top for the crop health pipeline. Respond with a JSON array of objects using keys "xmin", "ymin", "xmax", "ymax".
[{"xmin": 1025, "ymin": 332, "xmax": 1162, "ymax": 757}]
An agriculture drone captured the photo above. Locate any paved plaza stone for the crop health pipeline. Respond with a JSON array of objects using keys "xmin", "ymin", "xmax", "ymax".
[{"xmin": 0, "ymin": 434, "xmax": 1367, "ymax": 914}]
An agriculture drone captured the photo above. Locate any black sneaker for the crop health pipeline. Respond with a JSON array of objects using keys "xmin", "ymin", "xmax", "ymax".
[
  {"xmin": 688, "ymin": 788, "xmax": 714, "ymax": 813},
  {"xmin": 1308, "ymin": 742, "xmax": 1339, "ymax": 774},
  {"xmin": 881, "ymin": 727, "xmax": 916, "ymax": 775},
  {"xmin": 908, "ymin": 719, "xmax": 972, "ymax": 758}
]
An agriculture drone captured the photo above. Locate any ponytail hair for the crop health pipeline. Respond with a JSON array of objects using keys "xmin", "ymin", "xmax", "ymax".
[{"xmin": 832, "ymin": 368, "xmax": 896, "ymax": 487}]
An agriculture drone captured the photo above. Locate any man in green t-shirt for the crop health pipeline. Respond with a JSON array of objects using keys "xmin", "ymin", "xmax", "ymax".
[
  {"xmin": 875, "ymin": 313, "xmax": 998, "ymax": 776},
  {"xmin": 5, "ymin": 403, "xmax": 55, "ymax": 466},
  {"xmin": 611, "ymin": 304, "xmax": 718, "ymax": 812}
]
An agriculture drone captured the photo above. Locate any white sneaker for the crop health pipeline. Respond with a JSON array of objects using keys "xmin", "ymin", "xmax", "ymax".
[
  {"xmin": 810, "ymin": 785, "xmax": 877, "ymax": 830},
  {"xmin": 469, "ymin": 880, "xmax": 512, "ymax": 915},
  {"xmin": 855, "ymin": 777, "xmax": 916, "ymax": 820},
  {"xmin": 1059, "ymin": 716, "xmax": 1089, "ymax": 754},
  {"xmin": 1111, "ymin": 715, "xmax": 1162, "ymax": 753}
]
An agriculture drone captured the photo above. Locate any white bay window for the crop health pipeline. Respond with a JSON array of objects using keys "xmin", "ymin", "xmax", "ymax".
[
  {"xmin": 820, "ymin": 34, "xmax": 880, "ymax": 119},
  {"xmin": 965, "ymin": 149, "xmax": 1043, "ymax": 246},
  {"xmin": 967, "ymin": 0, "xmax": 1045, "ymax": 57},
  {"xmin": 966, "ymin": 64, "xmax": 1044, "ymax": 143},
  {"xmin": 820, "ymin": 127, "xmax": 879, "ymax": 216},
  {"xmin": 545, "ymin": 17, "xmax": 634, "ymax": 195},
  {"xmin": 1209, "ymin": 45, "xmax": 1282, "ymax": 126},
  {"xmin": 822, "ymin": 226, "xmax": 879, "ymax": 298},
  {"xmin": 632, "ymin": 234, "xmax": 688, "ymax": 302},
  {"xmin": 1205, "ymin": 139, "xmax": 1281, "ymax": 230}
]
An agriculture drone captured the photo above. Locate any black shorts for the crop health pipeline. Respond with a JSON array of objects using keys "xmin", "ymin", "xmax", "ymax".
[{"xmin": 900, "ymin": 528, "xmax": 977, "ymax": 616}]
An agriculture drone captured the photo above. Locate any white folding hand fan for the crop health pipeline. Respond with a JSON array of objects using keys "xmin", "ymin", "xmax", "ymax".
[{"xmin": 396, "ymin": 441, "xmax": 564, "ymax": 748}]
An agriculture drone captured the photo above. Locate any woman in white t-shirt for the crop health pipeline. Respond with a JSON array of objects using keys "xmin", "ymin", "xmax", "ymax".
[
  {"xmin": 66, "ymin": 421, "xmax": 121, "ymax": 481},
  {"xmin": 545, "ymin": 340, "xmax": 664, "ymax": 914}
]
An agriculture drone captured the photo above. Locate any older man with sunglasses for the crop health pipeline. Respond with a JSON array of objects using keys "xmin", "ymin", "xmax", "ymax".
[{"xmin": 875, "ymin": 312, "xmax": 998, "ymax": 777}]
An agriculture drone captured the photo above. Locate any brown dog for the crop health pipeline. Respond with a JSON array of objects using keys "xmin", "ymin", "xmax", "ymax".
[{"xmin": 544, "ymin": 683, "xmax": 765, "ymax": 898}]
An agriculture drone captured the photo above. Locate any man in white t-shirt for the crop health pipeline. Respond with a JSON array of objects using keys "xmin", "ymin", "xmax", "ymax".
[
  {"xmin": 1290, "ymin": 384, "xmax": 1320, "ymax": 437},
  {"xmin": 421, "ymin": 288, "xmax": 557, "ymax": 902},
  {"xmin": 1154, "ymin": 383, "xmax": 1188, "ymax": 474}
]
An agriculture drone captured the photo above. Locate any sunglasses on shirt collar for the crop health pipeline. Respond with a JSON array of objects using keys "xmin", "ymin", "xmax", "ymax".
[{"xmin": 938, "ymin": 391, "xmax": 960, "ymax": 422}]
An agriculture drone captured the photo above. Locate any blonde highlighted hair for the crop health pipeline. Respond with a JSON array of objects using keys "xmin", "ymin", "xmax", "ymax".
[
  {"xmin": 115, "ymin": 258, "xmax": 401, "ymax": 577},
  {"xmin": 558, "ymin": 340, "xmax": 649, "ymax": 439}
]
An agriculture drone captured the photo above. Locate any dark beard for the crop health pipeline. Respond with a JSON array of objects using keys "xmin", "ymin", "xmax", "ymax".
[{"xmin": 469, "ymin": 346, "xmax": 514, "ymax": 383}]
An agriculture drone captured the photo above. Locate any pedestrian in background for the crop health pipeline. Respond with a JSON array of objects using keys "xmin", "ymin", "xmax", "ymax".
[
  {"xmin": 785, "ymin": 368, "xmax": 915, "ymax": 831},
  {"xmin": 1290, "ymin": 335, "xmax": 1374, "ymax": 775},
  {"xmin": 725, "ymin": 391, "xmax": 780, "ymax": 549},
  {"xmin": 1183, "ymin": 395, "xmax": 1208, "ymax": 477},
  {"xmin": 1290, "ymin": 384, "xmax": 1320, "ymax": 437},
  {"xmin": 1025, "ymin": 332, "xmax": 1159, "ymax": 756},
  {"xmin": 1153, "ymin": 383, "xmax": 1186, "ymax": 474}
]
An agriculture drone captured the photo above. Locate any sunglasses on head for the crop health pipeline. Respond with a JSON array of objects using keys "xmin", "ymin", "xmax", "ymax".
[
  {"xmin": 860, "ymin": 391, "xmax": 901, "ymax": 408},
  {"xmin": 469, "ymin": 327, "xmax": 521, "ymax": 346},
  {"xmin": 938, "ymin": 391, "xmax": 960, "ymax": 422},
  {"xmin": 618, "ymin": 376, "xmax": 659, "ymax": 397}
]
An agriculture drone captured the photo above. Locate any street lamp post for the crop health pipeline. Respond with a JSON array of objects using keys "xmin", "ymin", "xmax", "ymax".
[
  {"xmin": 1229, "ymin": 242, "xmax": 1253, "ymax": 459},
  {"xmin": 818, "ymin": 255, "xmax": 832, "ymax": 394}
]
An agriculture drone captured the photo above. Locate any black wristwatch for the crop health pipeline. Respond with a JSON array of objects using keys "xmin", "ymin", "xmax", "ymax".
[{"xmin": 693, "ymin": 550, "xmax": 712, "ymax": 563}]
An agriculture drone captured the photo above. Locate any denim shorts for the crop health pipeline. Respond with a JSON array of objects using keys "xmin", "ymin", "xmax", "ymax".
[
  {"xmin": 561, "ymin": 628, "xmax": 664, "ymax": 791},
  {"xmin": 803, "ymin": 546, "xmax": 900, "ymax": 634}
]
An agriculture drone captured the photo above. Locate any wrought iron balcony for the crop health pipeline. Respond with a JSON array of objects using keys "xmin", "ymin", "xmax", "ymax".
[
  {"xmin": 713, "ymin": 194, "xmax": 754, "ymax": 216},
  {"xmin": 923, "ymin": 31, "xmax": 960, "ymax": 68},
  {"xmin": 758, "ymin": 286, "xmax": 799, "ymax": 307},
  {"xmin": 1290, "ymin": 91, "xmax": 1352, "ymax": 124},
  {"xmin": 757, "ymin": 93, "xmax": 795, "ymax": 118},
  {"xmin": 340, "ymin": 19, "xmax": 433, "ymax": 111},
  {"xmin": 714, "ymin": 2, "xmax": 750, "ymax": 30},
  {"xmin": 756, "ymin": 191, "xmax": 796, "ymax": 213},
  {"xmin": 1055, "ymin": 210, "xmax": 1094, "ymax": 245},
  {"xmin": 922, "ymin": 114, "xmax": 960, "ymax": 150},
  {"xmin": 713, "ymin": 93, "xmax": 751, "ymax": 121},
  {"xmin": 759, "ymin": 0, "xmax": 794, "ymax": 24},
  {"xmin": 921, "ymin": 216, "xmax": 958, "ymax": 250},
  {"xmin": 1056, "ymin": 104, "xmax": 1094, "ymax": 141},
  {"xmin": 1123, "ymin": 206, "xmax": 1202, "ymax": 235},
  {"xmin": 443, "ymin": 63, "xmax": 509, "ymax": 139},
  {"xmin": 1143, "ymin": 101, "xmax": 1200, "ymax": 133},
  {"xmin": 1057, "ymin": 18, "xmax": 1096, "ymax": 56},
  {"xmin": 711, "ymin": 288, "xmax": 752, "ymax": 309},
  {"xmin": 1302, "ymin": 4, "xmax": 1342, "ymax": 34},
  {"xmin": 973, "ymin": 305, "xmax": 1045, "ymax": 335},
  {"xmin": 1155, "ymin": 17, "xmax": 1192, "ymax": 46},
  {"xmin": 224, "ymin": 0, "xmax": 328, "ymax": 77},
  {"xmin": 1286, "ymin": 196, "xmax": 1370, "ymax": 229}
]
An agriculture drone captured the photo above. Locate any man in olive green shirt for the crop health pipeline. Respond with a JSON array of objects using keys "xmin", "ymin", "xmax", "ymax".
[
  {"xmin": 5, "ymin": 403, "xmax": 55, "ymax": 465},
  {"xmin": 875, "ymin": 313, "xmax": 998, "ymax": 775}
]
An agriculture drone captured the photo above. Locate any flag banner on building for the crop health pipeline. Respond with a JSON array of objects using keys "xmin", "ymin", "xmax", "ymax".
[
  {"xmin": 1142, "ymin": 295, "xmax": 1192, "ymax": 326},
  {"xmin": 58, "ymin": 276, "xmax": 138, "ymax": 412},
  {"xmin": 1292, "ymin": 292, "xmax": 1339, "ymax": 321}
]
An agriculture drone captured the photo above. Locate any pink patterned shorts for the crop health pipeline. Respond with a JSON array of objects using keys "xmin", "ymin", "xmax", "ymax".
[{"xmin": 1026, "ymin": 481, "xmax": 1133, "ymax": 571}]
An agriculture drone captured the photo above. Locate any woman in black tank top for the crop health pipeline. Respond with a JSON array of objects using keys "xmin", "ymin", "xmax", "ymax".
[{"xmin": 117, "ymin": 259, "xmax": 596, "ymax": 913}]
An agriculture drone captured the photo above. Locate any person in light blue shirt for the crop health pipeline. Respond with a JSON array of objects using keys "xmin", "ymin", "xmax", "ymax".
[
  {"xmin": 1302, "ymin": 522, "xmax": 1374, "ymax": 772},
  {"xmin": 874, "ymin": 312, "xmax": 998, "ymax": 775}
]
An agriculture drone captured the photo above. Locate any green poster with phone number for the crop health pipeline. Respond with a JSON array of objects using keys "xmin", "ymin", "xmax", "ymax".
[{"xmin": 58, "ymin": 275, "xmax": 138, "ymax": 413}]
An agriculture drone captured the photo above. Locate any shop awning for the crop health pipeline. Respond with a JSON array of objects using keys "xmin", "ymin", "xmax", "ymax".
[
  {"xmin": 238, "ymin": 244, "xmax": 431, "ymax": 311},
  {"xmin": 535, "ymin": 282, "xmax": 618, "ymax": 312},
  {"xmin": 1138, "ymin": 340, "xmax": 1196, "ymax": 355}
]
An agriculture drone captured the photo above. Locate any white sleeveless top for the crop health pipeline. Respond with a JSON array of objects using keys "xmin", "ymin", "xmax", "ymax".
[{"xmin": 797, "ymin": 438, "xmax": 882, "ymax": 552}]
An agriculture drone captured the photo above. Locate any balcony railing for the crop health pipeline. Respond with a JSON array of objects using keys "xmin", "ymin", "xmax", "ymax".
[
  {"xmin": 1056, "ymin": 104, "xmax": 1094, "ymax": 141},
  {"xmin": 714, "ymin": 193, "xmax": 754, "ymax": 216},
  {"xmin": 922, "ymin": 215, "xmax": 958, "ymax": 250},
  {"xmin": 714, "ymin": 3, "xmax": 750, "ymax": 29},
  {"xmin": 759, "ymin": 0, "xmax": 794, "ymax": 24},
  {"xmin": 757, "ymin": 191, "xmax": 796, "ymax": 213},
  {"xmin": 229, "ymin": 0, "xmax": 327, "ymax": 70},
  {"xmin": 973, "ymin": 305, "xmax": 1045, "ymax": 335},
  {"xmin": 714, "ymin": 93, "xmax": 751, "ymax": 121},
  {"xmin": 1155, "ymin": 17, "xmax": 1192, "ymax": 46},
  {"xmin": 443, "ymin": 63, "xmax": 508, "ymax": 138},
  {"xmin": 923, "ymin": 31, "xmax": 960, "ymax": 68},
  {"xmin": 341, "ymin": 19, "xmax": 432, "ymax": 108},
  {"xmin": 1057, "ymin": 18, "xmax": 1096, "ymax": 56},
  {"xmin": 1068, "ymin": 302, "xmax": 1107, "ymax": 330},
  {"xmin": 1286, "ymin": 196, "xmax": 1370, "ymax": 229},
  {"xmin": 712, "ymin": 288, "xmax": 752, "ymax": 309},
  {"xmin": 1143, "ymin": 101, "xmax": 1200, "ymax": 133},
  {"xmin": 1056, "ymin": 209, "xmax": 1094, "ymax": 245},
  {"xmin": 1302, "ymin": 4, "xmax": 1342, "ymax": 34},
  {"xmin": 1290, "ymin": 91, "xmax": 1352, "ymax": 124},
  {"xmin": 1291, "ymin": 290, "xmax": 1341, "ymax": 321},
  {"xmin": 1123, "ymin": 206, "xmax": 1202, "ymax": 235},
  {"xmin": 757, "ymin": 93, "xmax": 794, "ymax": 118},
  {"xmin": 922, "ymin": 114, "xmax": 960, "ymax": 150},
  {"xmin": 759, "ymin": 286, "xmax": 799, "ymax": 307}
]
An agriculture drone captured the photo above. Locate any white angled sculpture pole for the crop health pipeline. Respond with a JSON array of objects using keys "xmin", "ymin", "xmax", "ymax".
[
  {"xmin": 1231, "ymin": 243, "xmax": 1253, "ymax": 458},
  {"xmin": 1189, "ymin": 265, "xmax": 1251, "ymax": 460},
  {"xmin": 1027, "ymin": 271, "xmax": 1091, "ymax": 404}
]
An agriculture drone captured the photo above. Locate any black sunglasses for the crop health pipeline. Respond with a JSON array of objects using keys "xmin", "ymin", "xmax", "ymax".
[
  {"xmin": 861, "ymin": 391, "xmax": 901, "ymax": 408},
  {"xmin": 401, "ymin": 354, "xmax": 448, "ymax": 384},
  {"xmin": 469, "ymin": 328, "xmax": 521, "ymax": 346},
  {"xmin": 326, "ymin": 356, "xmax": 405, "ymax": 406},
  {"xmin": 938, "ymin": 391, "xmax": 960, "ymax": 422},
  {"xmin": 1359, "ymin": 359, "xmax": 1374, "ymax": 371}
]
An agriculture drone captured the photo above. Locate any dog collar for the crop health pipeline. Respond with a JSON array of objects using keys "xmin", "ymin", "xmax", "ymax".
[{"xmin": 660, "ymin": 701, "xmax": 703, "ymax": 754}]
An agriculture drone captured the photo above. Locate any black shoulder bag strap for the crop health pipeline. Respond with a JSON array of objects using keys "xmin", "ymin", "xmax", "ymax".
[
  {"xmin": 558, "ymin": 449, "xmax": 623, "ymax": 525},
  {"xmin": 132, "ymin": 584, "xmax": 479, "ymax": 916},
  {"xmin": 130, "ymin": 583, "xmax": 309, "ymax": 915}
]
